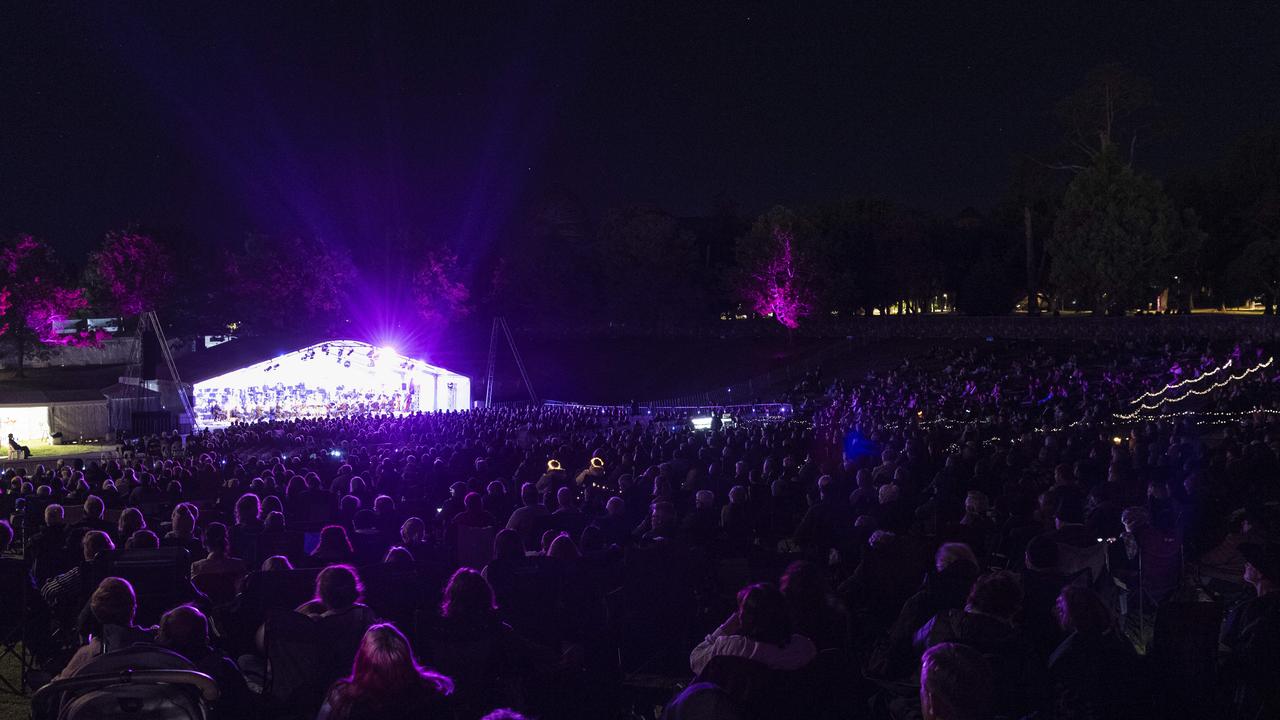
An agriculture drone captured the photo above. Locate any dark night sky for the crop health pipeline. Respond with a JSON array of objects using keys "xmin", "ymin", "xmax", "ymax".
[{"xmin": 3, "ymin": 2, "xmax": 1279, "ymax": 258}]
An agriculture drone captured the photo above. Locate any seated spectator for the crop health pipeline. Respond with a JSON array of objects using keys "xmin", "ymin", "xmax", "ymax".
[
  {"xmin": 505, "ymin": 483, "xmax": 549, "ymax": 550},
  {"xmin": 1048, "ymin": 586, "xmax": 1141, "ymax": 720},
  {"xmin": 421, "ymin": 568, "xmax": 560, "ymax": 712},
  {"xmin": 548, "ymin": 533, "xmax": 579, "ymax": 559},
  {"xmin": 916, "ymin": 570, "xmax": 1046, "ymax": 717},
  {"xmin": 550, "ymin": 486, "xmax": 588, "ymax": 536},
  {"xmin": 71, "ymin": 494, "xmax": 112, "ymax": 537},
  {"xmin": 638, "ymin": 500, "xmax": 679, "ymax": 543},
  {"xmin": 690, "ymin": 582, "xmax": 817, "ymax": 675},
  {"xmin": 400, "ymin": 516, "xmax": 431, "ymax": 558},
  {"xmin": 383, "ymin": 545, "xmax": 415, "ymax": 569},
  {"xmin": 41, "ymin": 529, "xmax": 116, "ymax": 615},
  {"xmin": 591, "ymin": 496, "xmax": 630, "ymax": 547},
  {"xmin": 920, "ymin": 642, "xmax": 994, "ymax": 720},
  {"xmin": 869, "ymin": 542, "xmax": 978, "ymax": 680},
  {"xmin": 56, "ymin": 577, "xmax": 157, "ymax": 679},
  {"xmin": 451, "ymin": 492, "xmax": 497, "ymax": 531},
  {"xmin": 262, "ymin": 554, "xmax": 293, "ymax": 571},
  {"xmin": 1221, "ymin": 542, "xmax": 1280, "ymax": 718},
  {"xmin": 318, "ymin": 623, "xmax": 453, "ymax": 720},
  {"xmin": 1021, "ymin": 535, "xmax": 1075, "ymax": 656},
  {"xmin": 312, "ymin": 524, "xmax": 357, "ymax": 565},
  {"xmin": 483, "ymin": 481, "xmax": 512, "ymax": 524},
  {"xmin": 26, "ymin": 503, "xmax": 68, "ymax": 581},
  {"xmin": 944, "ymin": 491, "xmax": 995, "ymax": 557},
  {"xmin": 721, "ymin": 485, "xmax": 753, "ymax": 545},
  {"xmin": 297, "ymin": 564, "xmax": 378, "ymax": 624},
  {"xmin": 779, "ymin": 560, "xmax": 848, "ymax": 651},
  {"xmin": 163, "ymin": 503, "xmax": 205, "ymax": 559},
  {"xmin": 191, "ymin": 522, "xmax": 249, "ymax": 579},
  {"xmin": 682, "ymin": 490, "xmax": 720, "ymax": 547},
  {"xmin": 126, "ymin": 529, "xmax": 160, "ymax": 550},
  {"xmin": 1037, "ymin": 495, "xmax": 1093, "ymax": 549},
  {"xmin": 263, "ymin": 510, "xmax": 286, "ymax": 533},
  {"xmin": 116, "ymin": 507, "xmax": 146, "ymax": 545},
  {"xmin": 156, "ymin": 604, "xmax": 254, "ymax": 720},
  {"xmin": 372, "ymin": 495, "xmax": 400, "ymax": 540}
]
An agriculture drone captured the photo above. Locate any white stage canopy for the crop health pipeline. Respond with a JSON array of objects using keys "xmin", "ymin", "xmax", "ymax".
[{"xmin": 192, "ymin": 340, "xmax": 470, "ymax": 423}]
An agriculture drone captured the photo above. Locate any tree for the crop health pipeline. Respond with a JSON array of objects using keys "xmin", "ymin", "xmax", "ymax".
[
  {"xmin": 735, "ymin": 208, "xmax": 817, "ymax": 329},
  {"xmin": 594, "ymin": 205, "xmax": 706, "ymax": 326},
  {"xmin": 494, "ymin": 191, "xmax": 594, "ymax": 321},
  {"xmin": 1047, "ymin": 151, "xmax": 1185, "ymax": 313},
  {"xmin": 0, "ymin": 235, "xmax": 101, "ymax": 376},
  {"xmin": 1188, "ymin": 126, "xmax": 1280, "ymax": 306},
  {"xmin": 413, "ymin": 249, "xmax": 471, "ymax": 327},
  {"xmin": 225, "ymin": 235, "xmax": 353, "ymax": 335},
  {"xmin": 1054, "ymin": 63, "xmax": 1163, "ymax": 167},
  {"xmin": 955, "ymin": 255, "xmax": 1021, "ymax": 315},
  {"xmin": 999, "ymin": 156, "xmax": 1069, "ymax": 313},
  {"xmin": 808, "ymin": 198, "xmax": 938, "ymax": 316},
  {"xmin": 86, "ymin": 230, "xmax": 175, "ymax": 316},
  {"xmin": 1227, "ymin": 234, "xmax": 1280, "ymax": 314}
]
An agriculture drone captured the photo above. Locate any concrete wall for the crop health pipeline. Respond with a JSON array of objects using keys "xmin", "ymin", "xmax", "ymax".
[{"xmin": 0, "ymin": 336, "xmax": 139, "ymax": 370}]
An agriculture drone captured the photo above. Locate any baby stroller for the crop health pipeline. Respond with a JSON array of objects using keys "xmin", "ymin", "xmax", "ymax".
[{"xmin": 32, "ymin": 647, "xmax": 219, "ymax": 720}]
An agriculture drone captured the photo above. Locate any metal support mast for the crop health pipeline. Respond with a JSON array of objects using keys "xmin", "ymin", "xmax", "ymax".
[
  {"xmin": 484, "ymin": 317, "xmax": 537, "ymax": 407},
  {"xmin": 144, "ymin": 311, "xmax": 198, "ymax": 430}
]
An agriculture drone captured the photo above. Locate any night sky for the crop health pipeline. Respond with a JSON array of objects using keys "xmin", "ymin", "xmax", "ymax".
[{"xmin": 3, "ymin": 3, "xmax": 1279, "ymax": 257}]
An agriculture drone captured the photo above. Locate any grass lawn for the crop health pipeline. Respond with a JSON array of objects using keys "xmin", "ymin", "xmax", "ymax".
[
  {"xmin": 23, "ymin": 443, "xmax": 113, "ymax": 459},
  {"xmin": 4, "ymin": 443, "xmax": 115, "ymax": 464}
]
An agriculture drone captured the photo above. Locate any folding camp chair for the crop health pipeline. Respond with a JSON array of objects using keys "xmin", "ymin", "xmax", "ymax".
[
  {"xmin": 455, "ymin": 525, "xmax": 496, "ymax": 570},
  {"xmin": 112, "ymin": 547, "xmax": 193, "ymax": 626},
  {"xmin": 0, "ymin": 558, "xmax": 36, "ymax": 695}
]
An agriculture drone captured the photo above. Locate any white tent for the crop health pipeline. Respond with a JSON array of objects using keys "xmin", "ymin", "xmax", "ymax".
[{"xmin": 192, "ymin": 340, "xmax": 470, "ymax": 424}]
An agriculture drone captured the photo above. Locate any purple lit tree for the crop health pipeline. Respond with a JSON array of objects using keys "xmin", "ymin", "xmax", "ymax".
[
  {"xmin": 413, "ymin": 249, "xmax": 471, "ymax": 327},
  {"xmin": 0, "ymin": 235, "xmax": 102, "ymax": 376},
  {"xmin": 87, "ymin": 231, "xmax": 175, "ymax": 316},
  {"xmin": 737, "ymin": 217, "xmax": 815, "ymax": 329}
]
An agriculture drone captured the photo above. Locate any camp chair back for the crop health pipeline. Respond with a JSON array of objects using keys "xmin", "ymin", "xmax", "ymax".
[
  {"xmin": 455, "ymin": 525, "xmax": 495, "ymax": 570},
  {"xmin": 191, "ymin": 571, "xmax": 240, "ymax": 607},
  {"xmin": 112, "ymin": 548, "xmax": 192, "ymax": 626}
]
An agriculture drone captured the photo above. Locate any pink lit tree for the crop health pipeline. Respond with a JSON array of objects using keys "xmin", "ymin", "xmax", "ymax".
[
  {"xmin": 736, "ymin": 215, "xmax": 816, "ymax": 329},
  {"xmin": 413, "ymin": 249, "xmax": 471, "ymax": 327},
  {"xmin": 0, "ymin": 235, "xmax": 102, "ymax": 376},
  {"xmin": 87, "ymin": 230, "xmax": 176, "ymax": 316}
]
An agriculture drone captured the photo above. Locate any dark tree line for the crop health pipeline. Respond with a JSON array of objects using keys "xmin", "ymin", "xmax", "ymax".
[{"xmin": 6, "ymin": 65, "xmax": 1280, "ymax": 345}]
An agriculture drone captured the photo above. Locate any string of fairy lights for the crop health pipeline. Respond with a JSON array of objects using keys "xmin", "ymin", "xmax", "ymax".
[
  {"xmin": 1114, "ymin": 356, "xmax": 1274, "ymax": 420},
  {"xmin": 1128, "ymin": 359, "xmax": 1233, "ymax": 405},
  {"xmin": 867, "ymin": 355, "xmax": 1279, "ymax": 455}
]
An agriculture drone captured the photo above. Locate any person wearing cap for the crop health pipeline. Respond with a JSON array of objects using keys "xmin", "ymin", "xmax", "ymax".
[{"xmin": 1221, "ymin": 542, "xmax": 1280, "ymax": 718}]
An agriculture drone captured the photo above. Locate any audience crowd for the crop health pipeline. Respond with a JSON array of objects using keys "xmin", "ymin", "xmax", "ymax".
[{"xmin": 3, "ymin": 338, "xmax": 1280, "ymax": 719}]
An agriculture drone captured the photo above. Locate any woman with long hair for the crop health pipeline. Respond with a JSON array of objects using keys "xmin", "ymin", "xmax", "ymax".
[
  {"xmin": 312, "ymin": 524, "xmax": 356, "ymax": 564},
  {"xmin": 319, "ymin": 623, "xmax": 453, "ymax": 720},
  {"xmin": 423, "ymin": 568, "xmax": 560, "ymax": 716}
]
